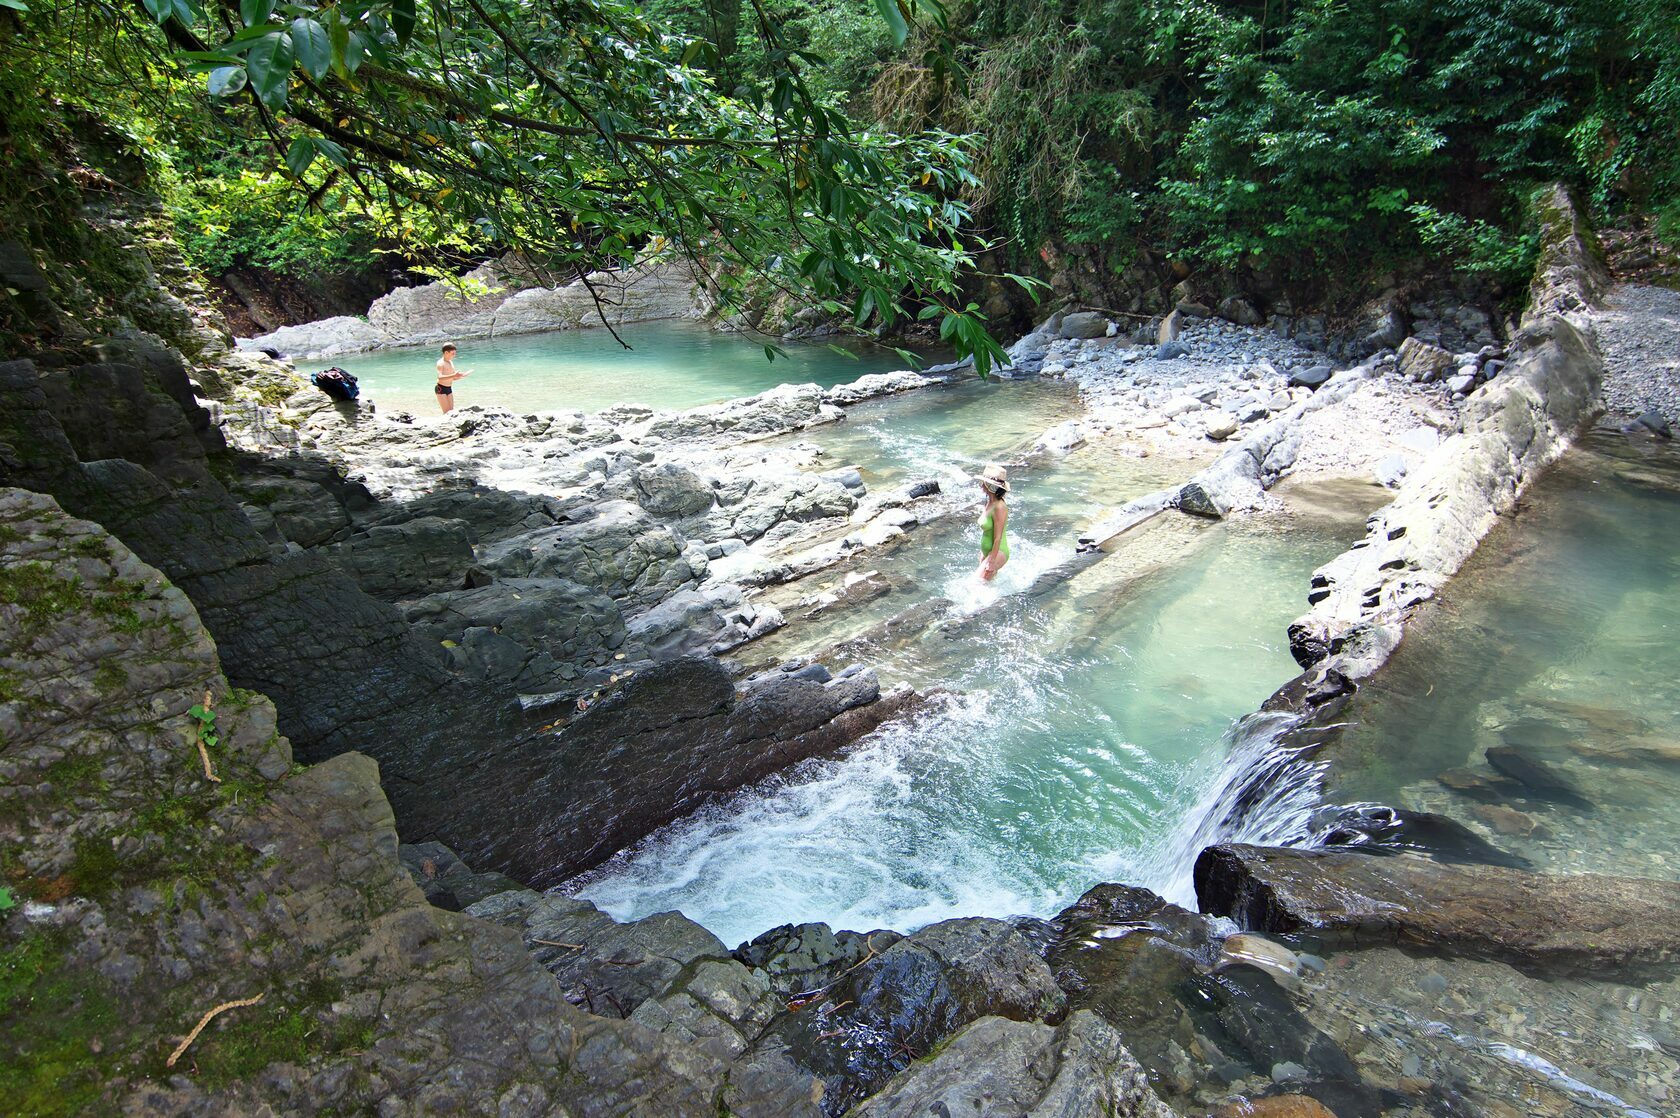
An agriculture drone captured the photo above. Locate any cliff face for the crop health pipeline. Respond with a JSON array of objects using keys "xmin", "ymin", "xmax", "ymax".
[{"xmin": 0, "ymin": 487, "xmax": 837, "ymax": 1115}]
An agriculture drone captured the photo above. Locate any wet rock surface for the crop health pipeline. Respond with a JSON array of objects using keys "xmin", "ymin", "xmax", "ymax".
[
  {"xmin": 0, "ymin": 488, "xmax": 816, "ymax": 1117},
  {"xmin": 748, "ymin": 916, "xmax": 1069, "ymax": 1114},
  {"xmin": 850, "ymin": 1011, "xmax": 1175, "ymax": 1118},
  {"xmin": 441, "ymin": 656, "xmax": 920, "ymax": 885},
  {"xmin": 1195, "ymin": 843, "xmax": 1680, "ymax": 977}
]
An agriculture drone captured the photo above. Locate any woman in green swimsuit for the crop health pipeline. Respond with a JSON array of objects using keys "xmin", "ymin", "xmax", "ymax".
[{"xmin": 975, "ymin": 463, "xmax": 1010, "ymax": 581}]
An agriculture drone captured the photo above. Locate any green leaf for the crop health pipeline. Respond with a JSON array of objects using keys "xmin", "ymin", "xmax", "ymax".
[
  {"xmin": 873, "ymin": 0, "xmax": 909, "ymax": 47},
  {"xmin": 141, "ymin": 0, "xmax": 170, "ymax": 22},
  {"xmin": 188, "ymin": 704, "xmax": 210, "ymax": 722},
  {"xmin": 285, "ymin": 136, "xmax": 318, "ymax": 177},
  {"xmin": 290, "ymin": 18, "xmax": 332, "ymax": 80},
  {"xmin": 391, "ymin": 0, "xmax": 417, "ymax": 47},
  {"xmin": 0, "ymin": 0, "xmax": 30, "ymax": 11},
  {"xmin": 206, "ymin": 65, "xmax": 248, "ymax": 98},
  {"xmin": 246, "ymin": 30, "xmax": 296, "ymax": 107},
  {"xmin": 314, "ymin": 135, "xmax": 348, "ymax": 167},
  {"xmin": 203, "ymin": 733, "xmax": 219, "ymax": 747},
  {"xmin": 0, "ymin": 885, "xmax": 15, "ymax": 912},
  {"xmin": 239, "ymin": 0, "xmax": 274, "ymax": 26},
  {"xmin": 327, "ymin": 13, "xmax": 350, "ymax": 77}
]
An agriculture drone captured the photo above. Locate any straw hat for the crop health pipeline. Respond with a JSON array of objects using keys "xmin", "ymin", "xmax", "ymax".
[{"xmin": 975, "ymin": 463, "xmax": 1010, "ymax": 496}]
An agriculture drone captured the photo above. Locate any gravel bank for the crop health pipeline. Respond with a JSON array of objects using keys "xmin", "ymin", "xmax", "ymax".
[{"xmin": 1591, "ymin": 283, "xmax": 1680, "ymax": 420}]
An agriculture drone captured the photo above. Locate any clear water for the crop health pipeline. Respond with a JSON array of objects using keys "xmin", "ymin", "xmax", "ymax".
[
  {"xmin": 571, "ymin": 392, "xmax": 1375, "ymax": 946},
  {"xmin": 1326, "ymin": 431, "xmax": 1680, "ymax": 882},
  {"xmin": 1177, "ymin": 432, "xmax": 1680, "ymax": 1118},
  {"xmin": 325, "ymin": 321, "xmax": 938, "ymax": 416}
]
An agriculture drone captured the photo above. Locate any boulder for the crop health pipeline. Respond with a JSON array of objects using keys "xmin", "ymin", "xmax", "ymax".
[
  {"xmin": 1194, "ymin": 844, "xmax": 1680, "ymax": 977},
  {"xmin": 403, "ymin": 577, "xmax": 626, "ymax": 687},
  {"xmin": 482, "ymin": 500, "xmax": 702, "ymax": 606},
  {"xmin": 400, "ymin": 839, "xmax": 524, "ymax": 909},
  {"xmin": 848, "ymin": 1011, "xmax": 1175, "ymax": 1118},
  {"xmin": 1158, "ymin": 309, "xmax": 1185, "ymax": 344},
  {"xmin": 736, "ymin": 922, "xmax": 903, "ymax": 997},
  {"xmin": 1396, "ymin": 336, "xmax": 1456, "ymax": 382},
  {"xmin": 467, "ymin": 889, "xmax": 729, "ymax": 1018},
  {"xmin": 1204, "ymin": 413, "xmax": 1240, "ymax": 441},
  {"xmin": 1288, "ymin": 365, "xmax": 1332, "ymax": 390},
  {"xmin": 757, "ymin": 917, "xmax": 1066, "ymax": 1112},
  {"xmin": 1060, "ymin": 310, "xmax": 1114, "ymax": 339},
  {"xmin": 237, "ymin": 314, "xmax": 390, "ymax": 359},
  {"xmin": 1447, "ymin": 372, "xmax": 1477, "ymax": 395},
  {"xmin": 1218, "ymin": 296, "xmax": 1265, "ymax": 326},
  {"xmin": 634, "ymin": 462, "xmax": 715, "ymax": 518},
  {"xmin": 458, "ymin": 657, "xmax": 917, "ymax": 884},
  {"xmin": 1633, "ymin": 410, "xmax": 1673, "ymax": 438},
  {"xmin": 1155, "ymin": 340, "xmax": 1191, "ymax": 360},
  {"xmin": 1372, "ymin": 453, "xmax": 1409, "ymax": 488},
  {"xmin": 229, "ymin": 472, "xmax": 350, "ymax": 546}
]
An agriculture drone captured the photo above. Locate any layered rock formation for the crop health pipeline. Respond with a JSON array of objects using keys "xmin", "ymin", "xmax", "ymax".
[
  {"xmin": 240, "ymin": 255, "xmax": 706, "ymax": 359},
  {"xmin": 0, "ymin": 488, "xmax": 822, "ymax": 1116},
  {"xmin": 1196, "ymin": 843, "xmax": 1680, "ymax": 979},
  {"xmin": 1283, "ymin": 184, "xmax": 1610, "ymax": 685}
]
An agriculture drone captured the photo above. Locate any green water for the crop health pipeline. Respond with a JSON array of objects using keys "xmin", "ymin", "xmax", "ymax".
[
  {"xmin": 1327, "ymin": 431, "xmax": 1680, "ymax": 882},
  {"xmin": 572, "ymin": 394, "xmax": 1374, "ymax": 945},
  {"xmin": 327, "ymin": 321, "xmax": 937, "ymax": 416}
]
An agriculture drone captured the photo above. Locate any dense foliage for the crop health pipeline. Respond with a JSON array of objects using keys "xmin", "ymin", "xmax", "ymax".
[
  {"xmin": 875, "ymin": 0, "xmax": 1680, "ymax": 290},
  {"xmin": 7, "ymin": 0, "xmax": 1678, "ymax": 343},
  {"xmin": 6, "ymin": 0, "xmax": 1021, "ymax": 366}
]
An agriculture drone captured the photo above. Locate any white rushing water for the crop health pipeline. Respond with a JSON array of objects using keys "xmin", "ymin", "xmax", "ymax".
[{"xmin": 573, "ymin": 484, "xmax": 1359, "ymax": 946}]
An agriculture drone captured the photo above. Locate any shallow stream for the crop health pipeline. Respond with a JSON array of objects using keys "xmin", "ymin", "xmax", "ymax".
[{"xmin": 572, "ymin": 379, "xmax": 1381, "ymax": 946}]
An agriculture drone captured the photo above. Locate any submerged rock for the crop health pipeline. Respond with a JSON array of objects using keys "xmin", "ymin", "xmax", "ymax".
[{"xmin": 1195, "ymin": 843, "xmax": 1680, "ymax": 977}]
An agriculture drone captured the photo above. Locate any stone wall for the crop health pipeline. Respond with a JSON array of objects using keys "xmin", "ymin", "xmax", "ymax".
[{"xmin": 1280, "ymin": 184, "xmax": 1611, "ymax": 691}]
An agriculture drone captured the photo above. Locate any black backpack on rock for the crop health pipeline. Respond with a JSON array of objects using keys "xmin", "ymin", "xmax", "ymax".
[{"xmin": 310, "ymin": 367, "xmax": 360, "ymax": 401}]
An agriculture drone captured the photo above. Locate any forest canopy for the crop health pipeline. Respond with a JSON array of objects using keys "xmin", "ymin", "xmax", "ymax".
[{"xmin": 6, "ymin": 0, "xmax": 1678, "ymax": 340}]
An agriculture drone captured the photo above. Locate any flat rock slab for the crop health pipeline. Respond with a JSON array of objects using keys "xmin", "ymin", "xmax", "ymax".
[{"xmin": 1195, "ymin": 844, "xmax": 1680, "ymax": 977}]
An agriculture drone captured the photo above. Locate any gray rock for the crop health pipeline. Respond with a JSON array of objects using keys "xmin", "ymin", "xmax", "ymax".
[
  {"xmin": 403, "ymin": 577, "xmax": 625, "ymax": 687},
  {"xmin": 757, "ymin": 917, "xmax": 1066, "ymax": 1112},
  {"xmin": 1157, "ymin": 309, "xmax": 1184, "ymax": 344},
  {"xmin": 1372, "ymin": 453, "xmax": 1409, "ymax": 488},
  {"xmin": 634, "ymin": 462, "xmax": 715, "ymax": 518},
  {"xmin": 1059, "ymin": 311, "xmax": 1113, "ymax": 339},
  {"xmin": 1288, "ymin": 365, "xmax": 1332, "ymax": 390},
  {"xmin": 1634, "ymin": 409, "xmax": 1673, "ymax": 438},
  {"xmin": 1447, "ymin": 372, "xmax": 1477, "ymax": 395},
  {"xmin": 482, "ymin": 500, "xmax": 701, "ymax": 606},
  {"xmin": 1154, "ymin": 340, "xmax": 1190, "ymax": 360},
  {"xmin": 736, "ymin": 922, "xmax": 902, "ymax": 997},
  {"xmin": 1195, "ymin": 843, "xmax": 1680, "ymax": 977},
  {"xmin": 231, "ymin": 473, "xmax": 348, "ymax": 546},
  {"xmin": 400, "ymin": 840, "xmax": 524, "ymax": 910},
  {"xmin": 322, "ymin": 515, "xmax": 475, "ymax": 598},
  {"xmin": 467, "ymin": 889, "xmax": 728, "ymax": 1017},
  {"xmin": 1204, "ymin": 413, "xmax": 1240, "ymax": 441},
  {"xmin": 849, "ymin": 1012, "xmax": 1174, "ymax": 1118},
  {"xmin": 1397, "ymin": 336, "xmax": 1457, "ymax": 382},
  {"xmin": 1218, "ymin": 296, "xmax": 1264, "ymax": 326}
]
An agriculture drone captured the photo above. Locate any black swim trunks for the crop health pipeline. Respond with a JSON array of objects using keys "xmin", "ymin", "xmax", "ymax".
[{"xmin": 434, "ymin": 383, "xmax": 452, "ymax": 396}]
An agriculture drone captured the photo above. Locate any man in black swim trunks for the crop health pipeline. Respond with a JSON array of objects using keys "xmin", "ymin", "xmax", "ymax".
[{"xmin": 435, "ymin": 343, "xmax": 470, "ymax": 413}]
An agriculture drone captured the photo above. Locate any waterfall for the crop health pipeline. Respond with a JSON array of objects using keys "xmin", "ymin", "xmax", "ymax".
[{"xmin": 1147, "ymin": 708, "xmax": 1331, "ymax": 907}]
